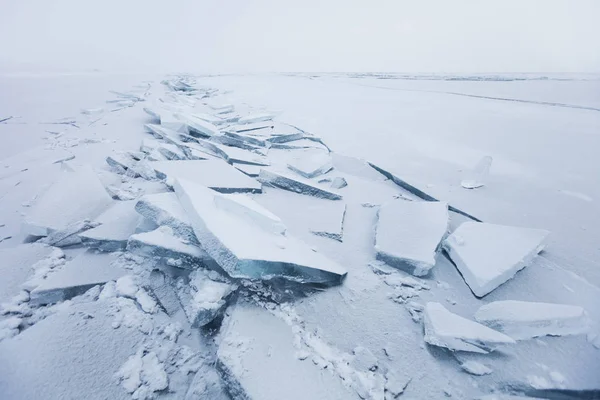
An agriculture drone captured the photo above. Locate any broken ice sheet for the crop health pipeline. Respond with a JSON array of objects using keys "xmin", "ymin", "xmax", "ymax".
[
  {"xmin": 474, "ymin": 300, "xmax": 590, "ymax": 340},
  {"xmin": 174, "ymin": 179, "xmax": 347, "ymax": 285},
  {"xmin": 176, "ymin": 269, "xmax": 236, "ymax": 327},
  {"xmin": 375, "ymin": 200, "xmax": 448, "ymax": 276},
  {"xmin": 233, "ymin": 163, "xmax": 261, "ymax": 177},
  {"xmin": 237, "ymin": 112, "xmax": 274, "ymax": 125},
  {"xmin": 287, "ymin": 149, "xmax": 334, "ymax": 179},
  {"xmin": 258, "ymin": 168, "xmax": 342, "ymax": 200},
  {"xmin": 127, "ymin": 226, "xmax": 215, "ymax": 269},
  {"xmin": 134, "ymin": 192, "xmax": 195, "ymax": 240},
  {"xmin": 462, "ymin": 156, "xmax": 492, "ymax": 189},
  {"xmin": 79, "ymin": 200, "xmax": 143, "ymax": 251},
  {"xmin": 443, "ymin": 222, "xmax": 549, "ymax": 297},
  {"xmin": 174, "ymin": 112, "xmax": 219, "ymax": 137},
  {"xmin": 23, "ymin": 165, "xmax": 113, "ymax": 236},
  {"xmin": 150, "ymin": 159, "xmax": 262, "ymax": 193},
  {"xmin": 423, "ymin": 302, "xmax": 515, "ymax": 353},
  {"xmin": 29, "ymin": 250, "xmax": 126, "ymax": 305}
]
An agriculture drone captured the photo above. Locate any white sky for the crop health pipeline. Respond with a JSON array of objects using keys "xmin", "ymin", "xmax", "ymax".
[{"xmin": 1, "ymin": 0, "xmax": 599, "ymax": 73}]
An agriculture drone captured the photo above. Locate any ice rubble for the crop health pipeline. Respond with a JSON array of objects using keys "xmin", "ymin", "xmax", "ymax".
[
  {"xmin": 461, "ymin": 156, "xmax": 492, "ymax": 189},
  {"xmin": 174, "ymin": 178, "xmax": 347, "ymax": 285},
  {"xmin": 134, "ymin": 192, "xmax": 195, "ymax": 240},
  {"xmin": 375, "ymin": 200, "xmax": 448, "ymax": 276},
  {"xmin": 79, "ymin": 200, "xmax": 143, "ymax": 251},
  {"xmin": 474, "ymin": 300, "xmax": 590, "ymax": 340},
  {"xmin": 23, "ymin": 165, "xmax": 113, "ymax": 237},
  {"xmin": 29, "ymin": 250, "xmax": 126, "ymax": 305},
  {"xmin": 423, "ymin": 302, "xmax": 515, "ymax": 353},
  {"xmin": 150, "ymin": 159, "xmax": 262, "ymax": 193},
  {"xmin": 443, "ymin": 222, "xmax": 549, "ymax": 297},
  {"xmin": 258, "ymin": 168, "xmax": 343, "ymax": 200},
  {"xmin": 287, "ymin": 149, "xmax": 333, "ymax": 179}
]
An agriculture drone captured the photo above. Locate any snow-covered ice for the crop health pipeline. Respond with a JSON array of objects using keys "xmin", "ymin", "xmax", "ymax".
[
  {"xmin": 233, "ymin": 162, "xmax": 261, "ymax": 177},
  {"xmin": 214, "ymin": 193, "xmax": 287, "ymax": 235},
  {"xmin": 287, "ymin": 149, "xmax": 334, "ymax": 179},
  {"xmin": 375, "ymin": 200, "xmax": 448, "ymax": 276},
  {"xmin": 174, "ymin": 178, "xmax": 347, "ymax": 284},
  {"xmin": 174, "ymin": 112, "xmax": 219, "ymax": 137},
  {"xmin": 474, "ymin": 300, "xmax": 590, "ymax": 340},
  {"xmin": 237, "ymin": 112, "xmax": 274, "ymax": 124},
  {"xmin": 461, "ymin": 156, "xmax": 493, "ymax": 189},
  {"xmin": 443, "ymin": 222, "xmax": 549, "ymax": 297},
  {"xmin": 423, "ymin": 302, "xmax": 515, "ymax": 353},
  {"xmin": 134, "ymin": 192, "xmax": 195, "ymax": 240},
  {"xmin": 258, "ymin": 168, "xmax": 342, "ymax": 200},
  {"xmin": 79, "ymin": 200, "xmax": 142, "ymax": 251}
]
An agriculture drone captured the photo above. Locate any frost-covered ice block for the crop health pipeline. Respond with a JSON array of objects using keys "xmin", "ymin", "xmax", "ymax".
[
  {"xmin": 160, "ymin": 113, "xmax": 189, "ymax": 134},
  {"xmin": 23, "ymin": 166, "xmax": 113, "ymax": 236},
  {"xmin": 134, "ymin": 192, "xmax": 195, "ymax": 240},
  {"xmin": 474, "ymin": 300, "xmax": 590, "ymax": 340},
  {"xmin": 144, "ymin": 270, "xmax": 181, "ymax": 316},
  {"xmin": 375, "ymin": 201, "xmax": 448, "ymax": 276},
  {"xmin": 29, "ymin": 250, "xmax": 125, "ymax": 305},
  {"xmin": 258, "ymin": 168, "xmax": 342, "ymax": 200},
  {"xmin": 79, "ymin": 201, "xmax": 142, "ymax": 251},
  {"xmin": 217, "ymin": 302, "xmax": 357, "ymax": 400},
  {"xmin": 174, "ymin": 179, "xmax": 347, "ymax": 285},
  {"xmin": 423, "ymin": 302, "xmax": 515, "ymax": 353},
  {"xmin": 157, "ymin": 142, "xmax": 186, "ymax": 160},
  {"xmin": 237, "ymin": 113, "xmax": 274, "ymax": 124},
  {"xmin": 0, "ymin": 244, "xmax": 57, "ymax": 304},
  {"xmin": 177, "ymin": 269, "xmax": 236, "ymax": 327},
  {"xmin": 0, "ymin": 300, "xmax": 145, "ymax": 400},
  {"xmin": 221, "ymin": 145, "xmax": 269, "ymax": 166},
  {"xmin": 151, "ymin": 160, "xmax": 261, "ymax": 194},
  {"xmin": 443, "ymin": 222, "xmax": 549, "ymax": 297},
  {"xmin": 127, "ymin": 227, "xmax": 214, "ymax": 269},
  {"xmin": 214, "ymin": 193, "xmax": 286, "ymax": 235},
  {"xmin": 233, "ymin": 163, "xmax": 261, "ymax": 177},
  {"xmin": 287, "ymin": 150, "xmax": 333, "ymax": 179},
  {"xmin": 174, "ymin": 112, "xmax": 219, "ymax": 137},
  {"xmin": 461, "ymin": 156, "xmax": 492, "ymax": 189},
  {"xmin": 142, "ymin": 107, "xmax": 161, "ymax": 122},
  {"xmin": 330, "ymin": 177, "xmax": 348, "ymax": 189}
]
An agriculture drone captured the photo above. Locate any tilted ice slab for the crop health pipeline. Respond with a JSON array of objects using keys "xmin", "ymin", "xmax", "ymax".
[
  {"xmin": 214, "ymin": 193, "xmax": 287, "ymax": 235},
  {"xmin": 29, "ymin": 250, "xmax": 125, "ymax": 305},
  {"xmin": 23, "ymin": 166, "xmax": 113, "ymax": 236},
  {"xmin": 258, "ymin": 168, "xmax": 342, "ymax": 200},
  {"xmin": 443, "ymin": 222, "xmax": 549, "ymax": 297},
  {"xmin": 79, "ymin": 200, "xmax": 142, "ymax": 251},
  {"xmin": 461, "ymin": 156, "xmax": 492, "ymax": 189},
  {"xmin": 191, "ymin": 112, "xmax": 225, "ymax": 125},
  {"xmin": 233, "ymin": 163, "xmax": 261, "ymax": 177},
  {"xmin": 221, "ymin": 145, "xmax": 269, "ymax": 166},
  {"xmin": 474, "ymin": 300, "xmax": 590, "ymax": 340},
  {"xmin": 237, "ymin": 112, "xmax": 274, "ymax": 124},
  {"xmin": 423, "ymin": 302, "xmax": 515, "ymax": 353},
  {"xmin": 174, "ymin": 112, "xmax": 219, "ymax": 137},
  {"xmin": 134, "ymin": 192, "xmax": 195, "ymax": 240},
  {"xmin": 127, "ymin": 226, "xmax": 214, "ymax": 269},
  {"xmin": 176, "ymin": 269, "xmax": 236, "ymax": 327},
  {"xmin": 375, "ymin": 200, "xmax": 448, "ymax": 276},
  {"xmin": 287, "ymin": 149, "xmax": 334, "ymax": 179},
  {"xmin": 174, "ymin": 179, "xmax": 347, "ymax": 285},
  {"xmin": 150, "ymin": 160, "xmax": 262, "ymax": 193},
  {"xmin": 157, "ymin": 142, "xmax": 186, "ymax": 161},
  {"xmin": 216, "ymin": 302, "xmax": 358, "ymax": 400},
  {"xmin": 159, "ymin": 112, "xmax": 189, "ymax": 134}
]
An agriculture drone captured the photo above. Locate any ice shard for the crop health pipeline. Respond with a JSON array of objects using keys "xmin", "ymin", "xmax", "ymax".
[
  {"xmin": 375, "ymin": 200, "xmax": 448, "ymax": 276},
  {"xmin": 461, "ymin": 156, "xmax": 492, "ymax": 189},
  {"xmin": 221, "ymin": 145, "xmax": 269, "ymax": 166},
  {"xmin": 134, "ymin": 192, "xmax": 195, "ymax": 240},
  {"xmin": 287, "ymin": 149, "xmax": 334, "ymax": 179},
  {"xmin": 423, "ymin": 302, "xmax": 515, "ymax": 353},
  {"xmin": 258, "ymin": 168, "xmax": 342, "ymax": 200},
  {"xmin": 157, "ymin": 142, "xmax": 186, "ymax": 160},
  {"xmin": 79, "ymin": 200, "xmax": 142, "ymax": 251},
  {"xmin": 443, "ymin": 222, "xmax": 549, "ymax": 297},
  {"xmin": 330, "ymin": 177, "xmax": 348, "ymax": 189},
  {"xmin": 159, "ymin": 113, "xmax": 189, "ymax": 134},
  {"xmin": 150, "ymin": 159, "xmax": 262, "ymax": 193},
  {"xmin": 237, "ymin": 113, "xmax": 274, "ymax": 124},
  {"xmin": 173, "ymin": 179, "xmax": 347, "ymax": 285},
  {"xmin": 474, "ymin": 300, "xmax": 590, "ymax": 340},
  {"xmin": 127, "ymin": 226, "xmax": 214, "ymax": 269},
  {"xmin": 23, "ymin": 166, "xmax": 113, "ymax": 237},
  {"xmin": 207, "ymin": 103, "xmax": 234, "ymax": 114},
  {"xmin": 29, "ymin": 250, "xmax": 126, "ymax": 305},
  {"xmin": 174, "ymin": 112, "xmax": 219, "ymax": 138}
]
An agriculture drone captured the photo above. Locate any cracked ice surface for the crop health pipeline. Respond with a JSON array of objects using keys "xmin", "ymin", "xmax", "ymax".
[{"xmin": 174, "ymin": 178, "xmax": 347, "ymax": 284}]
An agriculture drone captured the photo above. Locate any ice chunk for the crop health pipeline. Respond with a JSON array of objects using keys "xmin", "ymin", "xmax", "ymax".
[
  {"xmin": 221, "ymin": 145, "xmax": 269, "ymax": 166},
  {"xmin": 39, "ymin": 219, "xmax": 100, "ymax": 247},
  {"xmin": 29, "ymin": 250, "xmax": 125, "ymax": 305},
  {"xmin": 375, "ymin": 201, "xmax": 448, "ymax": 276},
  {"xmin": 423, "ymin": 302, "xmax": 515, "ymax": 353},
  {"xmin": 308, "ymin": 202, "xmax": 346, "ymax": 241},
  {"xmin": 160, "ymin": 113, "xmax": 189, "ymax": 134},
  {"xmin": 331, "ymin": 177, "xmax": 348, "ymax": 189},
  {"xmin": 266, "ymin": 123, "xmax": 305, "ymax": 143},
  {"xmin": 443, "ymin": 222, "xmax": 549, "ymax": 297},
  {"xmin": 224, "ymin": 131, "xmax": 267, "ymax": 147},
  {"xmin": 176, "ymin": 269, "xmax": 236, "ymax": 327},
  {"xmin": 474, "ymin": 300, "xmax": 590, "ymax": 340},
  {"xmin": 207, "ymin": 103, "xmax": 234, "ymax": 114},
  {"xmin": 142, "ymin": 107, "xmax": 161, "ymax": 122},
  {"xmin": 174, "ymin": 112, "xmax": 219, "ymax": 137},
  {"xmin": 79, "ymin": 201, "xmax": 143, "ymax": 251},
  {"xmin": 157, "ymin": 142, "xmax": 186, "ymax": 160},
  {"xmin": 174, "ymin": 179, "xmax": 347, "ymax": 285},
  {"xmin": 140, "ymin": 137, "xmax": 161, "ymax": 154},
  {"xmin": 191, "ymin": 113, "xmax": 225, "ymax": 125},
  {"xmin": 143, "ymin": 270, "xmax": 181, "ymax": 316},
  {"xmin": 233, "ymin": 163, "xmax": 261, "ymax": 177},
  {"xmin": 258, "ymin": 168, "xmax": 342, "ymax": 200},
  {"xmin": 287, "ymin": 150, "xmax": 333, "ymax": 179},
  {"xmin": 151, "ymin": 160, "xmax": 262, "ymax": 194},
  {"xmin": 127, "ymin": 226, "xmax": 214, "ymax": 269},
  {"xmin": 234, "ymin": 121, "xmax": 275, "ymax": 132},
  {"xmin": 460, "ymin": 361, "xmax": 492, "ymax": 376},
  {"xmin": 461, "ymin": 156, "xmax": 492, "ymax": 189},
  {"xmin": 134, "ymin": 192, "xmax": 195, "ymax": 240},
  {"xmin": 271, "ymin": 138, "xmax": 328, "ymax": 151},
  {"xmin": 237, "ymin": 113, "xmax": 274, "ymax": 124},
  {"xmin": 216, "ymin": 302, "xmax": 357, "ymax": 400},
  {"xmin": 106, "ymin": 154, "xmax": 157, "ymax": 180},
  {"xmin": 214, "ymin": 193, "xmax": 287, "ymax": 235},
  {"xmin": 23, "ymin": 166, "xmax": 113, "ymax": 236}
]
